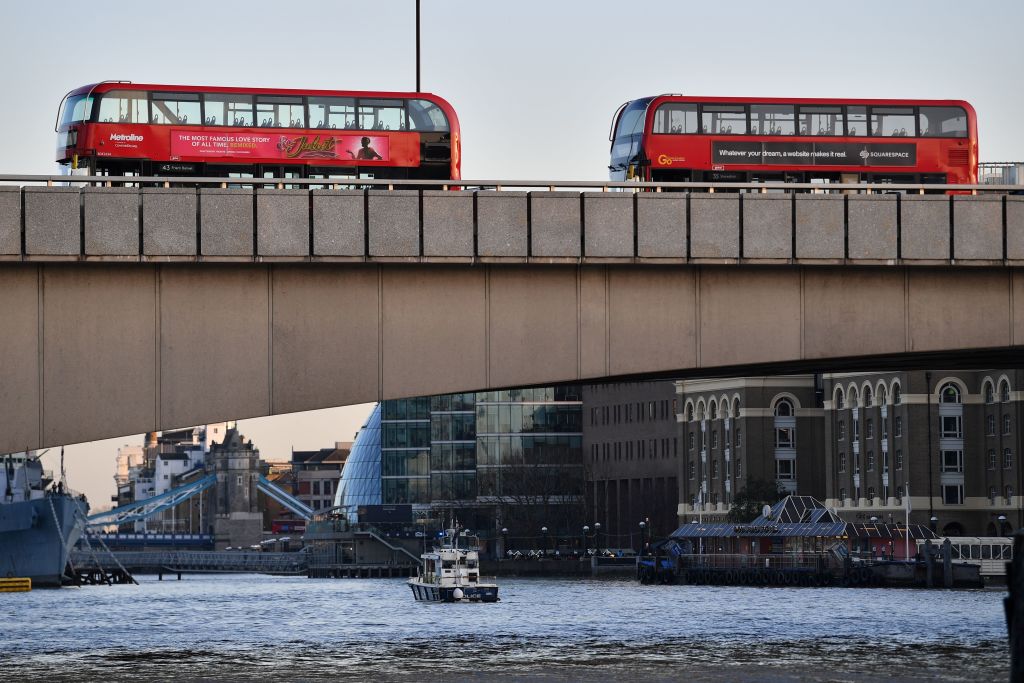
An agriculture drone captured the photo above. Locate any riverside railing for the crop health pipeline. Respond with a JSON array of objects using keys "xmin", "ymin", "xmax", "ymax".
[{"xmin": 0, "ymin": 175, "xmax": 1022, "ymax": 264}]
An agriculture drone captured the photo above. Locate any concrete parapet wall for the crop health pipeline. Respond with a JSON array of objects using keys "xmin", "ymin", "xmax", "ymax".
[{"xmin": 1, "ymin": 187, "xmax": 1018, "ymax": 264}]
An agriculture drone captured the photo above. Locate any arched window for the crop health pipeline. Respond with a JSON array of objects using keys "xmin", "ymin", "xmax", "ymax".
[
  {"xmin": 864, "ymin": 387, "xmax": 873, "ymax": 407},
  {"xmin": 940, "ymin": 383, "xmax": 962, "ymax": 404},
  {"xmin": 893, "ymin": 384, "xmax": 902, "ymax": 405},
  {"xmin": 685, "ymin": 403, "xmax": 694, "ymax": 422},
  {"xmin": 877, "ymin": 386, "xmax": 887, "ymax": 405},
  {"xmin": 696, "ymin": 401, "xmax": 705, "ymax": 421},
  {"xmin": 732, "ymin": 397, "xmax": 740, "ymax": 418},
  {"xmin": 1000, "ymin": 381, "xmax": 1011, "ymax": 403},
  {"xmin": 984, "ymin": 382, "xmax": 995, "ymax": 404},
  {"xmin": 774, "ymin": 398, "xmax": 794, "ymax": 417},
  {"xmin": 836, "ymin": 387, "xmax": 845, "ymax": 409},
  {"xmin": 849, "ymin": 388, "xmax": 859, "ymax": 407},
  {"xmin": 709, "ymin": 402, "xmax": 717, "ymax": 420}
]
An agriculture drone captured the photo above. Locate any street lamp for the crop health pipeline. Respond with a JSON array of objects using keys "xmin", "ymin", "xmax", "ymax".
[
  {"xmin": 594, "ymin": 522, "xmax": 601, "ymax": 554},
  {"xmin": 929, "ymin": 515, "xmax": 938, "ymax": 532},
  {"xmin": 998, "ymin": 514, "xmax": 1008, "ymax": 536},
  {"xmin": 541, "ymin": 526, "xmax": 549, "ymax": 556},
  {"xmin": 501, "ymin": 527, "xmax": 509, "ymax": 557},
  {"xmin": 870, "ymin": 516, "xmax": 879, "ymax": 523},
  {"xmin": 582, "ymin": 525, "xmax": 590, "ymax": 555},
  {"xmin": 638, "ymin": 520, "xmax": 647, "ymax": 555}
]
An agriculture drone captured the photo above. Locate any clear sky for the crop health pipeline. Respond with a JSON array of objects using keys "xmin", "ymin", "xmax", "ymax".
[{"xmin": 2, "ymin": 0, "xmax": 1022, "ymax": 504}]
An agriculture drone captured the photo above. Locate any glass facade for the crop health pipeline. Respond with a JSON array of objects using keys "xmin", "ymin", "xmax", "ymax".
[
  {"xmin": 381, "ymin": 397, "xmax": 431, "ymax": 505},
  {"xmin": 347, "ymin": 386, "xmax": 584, "ymax": 539},
  {"xmin": 333, "ymin": 404, "xmax": 382, "ymax": 521}
]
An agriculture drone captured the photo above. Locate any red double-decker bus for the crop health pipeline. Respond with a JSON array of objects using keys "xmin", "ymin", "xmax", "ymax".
[
  {"xmin": 56, "ymin": 81, "xmax": 461, "ymax": 181},
  {"xmin": 609, "ymin": 95, "xmax": 977, "ymax": 186}
]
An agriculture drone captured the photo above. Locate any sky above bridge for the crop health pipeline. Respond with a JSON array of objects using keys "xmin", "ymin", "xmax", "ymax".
[{"xmin": 1, "ymin": 0, "xmax": 1022, "ymax": 504}]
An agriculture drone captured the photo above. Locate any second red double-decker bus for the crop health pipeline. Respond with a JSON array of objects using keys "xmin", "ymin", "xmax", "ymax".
[
  {"xmin": 56, "ymin": 81, "xmax": 461, "ymax": 181},
  {"xmin": 609, "ymin": 95, "xmax": 977, "ymax": 186}
]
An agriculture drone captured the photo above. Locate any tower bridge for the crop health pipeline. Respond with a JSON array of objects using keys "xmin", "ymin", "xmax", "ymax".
[{"xmin": 0, "ymin": 175, "xmax": 1022, "ymax": 454}]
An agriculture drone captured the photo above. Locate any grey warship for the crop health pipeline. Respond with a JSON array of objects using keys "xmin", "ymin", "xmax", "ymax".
[{"xmin": 1, "ymin": 452, "xmax": 88, "ymax": 587}]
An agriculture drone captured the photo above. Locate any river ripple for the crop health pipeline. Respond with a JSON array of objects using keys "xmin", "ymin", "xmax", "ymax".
[{"xmin": 0, "ymin": 574, "xmax": 1008, "ymax": 681}]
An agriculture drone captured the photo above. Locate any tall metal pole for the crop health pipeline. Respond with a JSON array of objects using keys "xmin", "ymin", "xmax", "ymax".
[{"xmin": 415, "ymin": 0, "xmax": 421, "ymax": 92}]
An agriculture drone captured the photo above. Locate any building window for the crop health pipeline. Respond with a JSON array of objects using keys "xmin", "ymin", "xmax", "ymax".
[
  {"xmin": 688, "ymin": 461, "xmax": 695, "ymax": 479},
  {"xmin": 895, "ymin": 449, "xmax": 903, "ymax": 470},
  {"xmin": 867, "ymin": 486, "xmax": 876, "ymax": 501},
  {"xmin": 893, "ymin": 385, "xmax": 902, "ymax": 404},
  {"xmin": 867, "ymin": 451, "xmax": 875, "ymax": 471},
  {"xmin": 941, "ymin": 450, "xmax": 963, "ymax": 473},
  {"xmin": 941, "ymin": 415, "xmax": 962, "ymax": 439},
  {"xmin": 688, "ymin": 432, "xmax": 695, "ymax": 450},
  {"xmin": 990, "ymin": 486, "xmax": 998, "ymax": 505},
  {"xmin": 986, "ymin": 414, "xmax": 996, "ymax": 436},
  {"xmin": 1003, "ymin": 414, "xmax": 1012, "ymax": 435},
  {"xmin": 940, "ymin": 383, "xmax": 962, "ymax": 404},
  {"xmin": 1000, "ymin": 381, "xmax": 1011, "ymax": 403},
  {"xmin": 895, "ymin": 416, "xmax": 902, "ymax": 437},
  {"xmin": 984, "ymin": 382, "xmax": 995, "ymax": 404},
  {"xmin": 776, "ymin": 427, "xmax": 795, "ymax": 449},
  {"xmin": 838, "ymin": 420, "xmax": 846, "ymax": 440},
  {"xmin": 895, "ymin": 486, "xmax": 904, "ymax": 503},
  {"xmin": 840, "ymin": 487, "xmax": 847, "ymax": 502},
  {"xmin": 711, "ymin": 431, "xmax": 719, "ymax": 449},
  {"xmin": 942, "ymin": 484, "xmax": 964, "ymax": 505},
  {"xmin": 312, "ymin": 481, "xmax": 321, "ymax": 495},
  {"xmin": 839, "ymin": 452, "xmax": 847, "ymax": 473},
  {"xmin": 836, "ymin": 388, "xmax": 846, "ymax": 409},
  {"xmin": 866, "ymin": 419, "xmax": 874, "ymax": 439},
  {"xmin": 1007, "ymin": 485, "xmax": 1015, "ymax": 504},
  {"xmin": 988, "ymin": 449, "xmax": 997, "ymax": 470},
  {"xmin": 712, "ymin": 460, "xmax": 719, "ymax": 478},
  {"xmin": 1004, "ymin": 449, "xmax": 1014, "ymax": 469},
  {"xmin": 774, "ymin": 398, "xmax": 794, "ymax": 417},
  {"xmin": 776, "ymin": 459, "xmax": 795, "ymax": 480},
  {"xmin": 735, "ymin": 427, "xmax": 742, "ymax": 446},
  {"xmin": 736, "ymin": 458, "xmax": 742, "ymax": 478}
]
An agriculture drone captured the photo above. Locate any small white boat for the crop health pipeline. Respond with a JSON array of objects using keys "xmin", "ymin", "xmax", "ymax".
[{"xmin": 408, "ymin": 529, "xmax": 499, "ymax": 603}]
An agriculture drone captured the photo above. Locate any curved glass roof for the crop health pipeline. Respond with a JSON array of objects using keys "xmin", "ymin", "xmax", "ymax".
[{"xmin": 333, "ymin": 404, "xmax": 382, "ymax": 520}]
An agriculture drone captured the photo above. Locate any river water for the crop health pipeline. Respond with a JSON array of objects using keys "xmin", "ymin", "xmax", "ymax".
[{"xmin": 0, "ymin": 575, "xmax": 1008, "ymax": 682}]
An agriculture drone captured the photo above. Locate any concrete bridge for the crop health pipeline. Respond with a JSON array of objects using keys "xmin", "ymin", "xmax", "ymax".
[{"xmin": 0, "ymin": 176, "xmax": 1022, "ymax": 454}]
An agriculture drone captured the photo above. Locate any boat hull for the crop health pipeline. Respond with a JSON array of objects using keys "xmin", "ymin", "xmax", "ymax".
[
  {"xmin": 0, "ymin": 495, "xmax": 87, "ymax": 587},
  {"xmin": 408, "ymin": 580, "xmax": 499, "ymax": 603}
]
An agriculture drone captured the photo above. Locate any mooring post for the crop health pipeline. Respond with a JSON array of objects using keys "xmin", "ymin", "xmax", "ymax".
[
  {"xmin": 158, "ymin": 571, "xmax": 163, "ymax": 581},
  {"xmin": 177, "ymin": 572, "xmax": 182, "ymax": 581},
  {"xmin": 942, "ymin": 539, "xmax": 953, "ymax": 588},
  {"xmin": 924, "ymin": 540, "xmax": 934, "ymax": 588},
  {"xmin": 1007, "ymin": 529, "xmax": 1024, "ymax": 681}
]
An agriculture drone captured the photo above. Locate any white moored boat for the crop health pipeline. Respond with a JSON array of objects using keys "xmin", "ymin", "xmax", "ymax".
[{"xmin": 408, "ymin": 529, "xmax": 499, "ymax": 603}]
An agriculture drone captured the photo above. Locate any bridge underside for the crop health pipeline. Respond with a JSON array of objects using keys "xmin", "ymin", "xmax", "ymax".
[{"xmin": 1, "ymin": 262, "xmax": 1022, "ymax": 453}]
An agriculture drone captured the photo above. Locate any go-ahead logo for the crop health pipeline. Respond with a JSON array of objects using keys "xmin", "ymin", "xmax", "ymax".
[{"xmin": 109, "ymin": 133, "xmax": 144, "ymax": 142}]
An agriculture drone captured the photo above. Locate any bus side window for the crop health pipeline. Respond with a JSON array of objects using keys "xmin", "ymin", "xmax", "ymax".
[{"xmin": 981, "ymin": 545, "xmax": 991, "ymax": 560}]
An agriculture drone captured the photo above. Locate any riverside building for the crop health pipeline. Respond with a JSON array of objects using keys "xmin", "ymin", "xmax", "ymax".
[
  {"xmin": 676, "ymin": 376, "xmax": 827, "ymax": 522},
  {"xmin": 340, "ymin": 388, "xmax": 585, "ymax": 549},
  {"xmin": 823, "ymin": 371, "xmax": 1023, "ymax": 536}
]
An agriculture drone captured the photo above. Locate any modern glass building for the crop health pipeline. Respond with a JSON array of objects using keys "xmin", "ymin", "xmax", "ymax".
[
  {"xmin": 341, "ymin": 387, "xmax": 585, "ymax": 544},
  {"xmin": 333, "ymin": 404, "xmax": 382, "ymax": 521}
]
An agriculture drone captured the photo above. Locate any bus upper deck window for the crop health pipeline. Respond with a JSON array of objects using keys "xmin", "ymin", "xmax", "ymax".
[
  {"xmin": 358, "ymin": 99, "xmax": 407, "ymax": 131},
  {"xmin": 151, "ymin": 92, "xmax": 201, "ymax": 125},
  {"xmin": 750, "ymin": 104, "xmax": 794, "ymax": 136},
  {"xmin": 870, "ymin": 107, "xmax": 916, "ymax": 137},
  {"xmin": 308, "ymin": 97, "xmax": 355, "ymax": 129},
  {"xmin": 846, "ymin": 106, "xmax": 867, "ymax": 136},
  {"xmin": 919, "ymin": 107, "xmax": 968, "ymax": 138},
  {"xmin": 96, "ymin": 90, "xmax": 147, "ymax": 124},
  {"xmin": 256, "ymin": 95, "xmax": 305, "ymax": 128},
  {"xmin": 205, "ymin": 94, "xmax": 254, "ymax": 127},
  {"xmin": 701, "ymin": 104, "xmax": 747, "ymax": 135},
  {"xmin": 798, "ymin": 106, "xmax": 843, "ymax": 136},
  {"xmin": 653, "ymin": 103, "xmax": 697, "ymax": 134},
  {"xmin": 408, "ymin": 99, "xmax": 449, "ymax": 132},
  {"xmin": 60, "ymin": 94, "xmax": 93, "ymax": 128}
]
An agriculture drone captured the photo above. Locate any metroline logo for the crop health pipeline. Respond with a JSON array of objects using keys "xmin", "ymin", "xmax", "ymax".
[{"xmin": 109, "ymin": 133, "xmax": 143, "ymax": 142}]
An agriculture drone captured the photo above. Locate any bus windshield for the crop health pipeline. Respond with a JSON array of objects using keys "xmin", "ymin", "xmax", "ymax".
[{"xmin": 59, "ymin": 94, "xmax": 93, "ymax": 128}]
